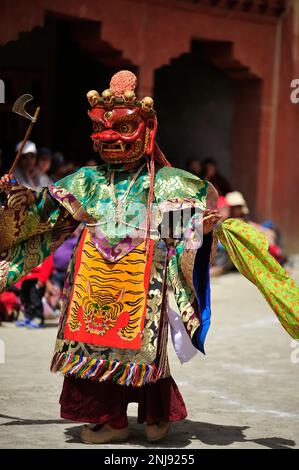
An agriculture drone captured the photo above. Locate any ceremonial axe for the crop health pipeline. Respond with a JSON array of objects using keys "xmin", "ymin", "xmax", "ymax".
[{"xmin": 9, "ymin": 94, "xmax": 40, "ymax": 176}]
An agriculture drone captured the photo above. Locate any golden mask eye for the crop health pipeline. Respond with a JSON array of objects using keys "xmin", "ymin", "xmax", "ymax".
[
  {"xmin": 120, "ymin": 124, "xmax": 129, "ymax": 133},
  {"xmin": 114, "ymin": 121, "xmax": 137, "ymax": 134}
]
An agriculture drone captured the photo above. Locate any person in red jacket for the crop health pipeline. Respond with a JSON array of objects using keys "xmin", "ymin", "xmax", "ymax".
[{"xmin": 16, "ymin": 255, "xmax": 53, "ymax": 329}]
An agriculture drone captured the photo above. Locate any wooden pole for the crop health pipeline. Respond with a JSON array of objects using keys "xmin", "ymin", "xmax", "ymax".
[{"xmin": 9, "ymin": 106, "xmax": 40, "ymax": 175}]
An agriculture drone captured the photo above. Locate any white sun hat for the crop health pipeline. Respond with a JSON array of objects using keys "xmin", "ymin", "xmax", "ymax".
[
  {"xmin": 15, "ymin": 140, "xmax": 37, "ymax": 155},
  {"xmin": 226, "ymin": 191, "xmax": 249, "ymax": 214}
]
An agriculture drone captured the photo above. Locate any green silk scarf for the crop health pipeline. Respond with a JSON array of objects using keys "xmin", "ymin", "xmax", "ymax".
[{"xmin": 216, "ymin": 218, "xmax": 299, "ymax": 340}]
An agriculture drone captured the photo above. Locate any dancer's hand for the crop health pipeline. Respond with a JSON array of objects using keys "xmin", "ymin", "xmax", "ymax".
[
  {"xmin": 0, "ymin": 174, "xmax": 17, "ymax": 193},
  {"xmin": 202, "ymin": 209, "xmax": 222, "ymax": 234}
]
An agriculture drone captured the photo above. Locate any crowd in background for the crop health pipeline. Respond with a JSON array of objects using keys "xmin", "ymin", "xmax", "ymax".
[
  {"xmin": 0, "ymin": 140, "xmax": 87, "ymax": 327},
  {"xmin": 187, "ymin": 157, "xmax": 287, "ymax": 277},
  {"xmin": 0, "ymin": 144, "xmax": 287, "ymax": 327}
]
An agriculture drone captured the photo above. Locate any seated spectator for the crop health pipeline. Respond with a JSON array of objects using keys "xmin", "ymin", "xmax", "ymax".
[
  {"xmin": 16, "ymin": 255, "xmax": 53, "ymax": 329},
  {"xmin": 217, "ymin": 195, "xmax": 230, "ymax": 220},
  {"xmin": 211, "ymin": 191, "xmax": 287, "ymax": 276},
  {"xmin": 42, "ymin": 280, "xmax": 62, "ymax": 321},
  {"xmin": 50, "ymin": 152, "xmax": 65, "ymax": 182},
  {"xmin": 201, "ymin": 158, "xmax": 232, "ymax": 196},
  {"xmin": 52, "ymin": 225, "xmax": 83, "ymax": 289},
  {"xmin": 226, "ymin": 192, "xmax": 287, "ymax": 265},
  {"xmin": 187, "ymin": 158, "xmax": 202, "ymax": 177},
  {"xmin": 225, "ymin": 191, "xmax": 249, "ymax": 220},
  {"xmin": 13, "ymin": 140, "xmax": 38, "ymax": 190},
  {"xmin": 210, "ymin": 196, "xmax": 234, "ymax": 277},
  {"xmin": 36, "ymin": 147, "xmax": 53, "ymax": 190},
  {"xmin": 54, "ymin": 162, "xmax": 77, "ymax": 180},
  {"xmin": 0, "ymin": 287, "xmax": 21, "ymax": 322},
  {"xmin": 257, "ymin": 220, "xmax": 287, "ymax": 265}
]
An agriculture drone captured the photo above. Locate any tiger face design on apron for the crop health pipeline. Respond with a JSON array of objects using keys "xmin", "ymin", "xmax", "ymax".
[
  {"xmin": 64, "ymin": 229, "xmax": 154, "ymax": 350},
  {"xmin": 82, "ymin": 285, "xmax": 125, "ymax": 337}
]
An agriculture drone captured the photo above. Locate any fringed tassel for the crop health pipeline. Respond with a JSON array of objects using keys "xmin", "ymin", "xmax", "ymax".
[
  {"xmin": 50, "ymin": 352, "xmax": 161, "ymax": 387},
  {"xmin": 153, "ymin": 142, "xmax": 171, "ymax": 167},
  {"xmin": 145, "ymin": 153, "xmax": 155, "ymax": 255},
  {"xmin": 144, "ymin": 143, "xmax": 171, "ymax": 256}
]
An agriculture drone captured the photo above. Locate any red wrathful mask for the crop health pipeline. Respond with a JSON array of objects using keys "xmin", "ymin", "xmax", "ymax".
[{"xmin": 87, "ymin": 71, "xmax": 157, "ymax": 164}]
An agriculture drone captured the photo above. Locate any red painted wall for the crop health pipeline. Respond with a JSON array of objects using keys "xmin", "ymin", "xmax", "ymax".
[{"xmin": 0, "ymin": 0, "xmax": 298, "ymax": 250}]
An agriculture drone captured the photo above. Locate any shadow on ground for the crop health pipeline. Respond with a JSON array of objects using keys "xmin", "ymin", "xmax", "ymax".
[
  {"xmin": 0, "ymin": 414, "xmax": 296, "ymax": 449},
  {"xmin": 64, "ymin": 417, "xmax": 296, "ymax": 449},
  {"xmin": 0, "ymin": 413, "xmax": 295, "ymax": 449},
  {"xmin": 0, "ymin": 413, "xmax": 72, "ymax": 427}
]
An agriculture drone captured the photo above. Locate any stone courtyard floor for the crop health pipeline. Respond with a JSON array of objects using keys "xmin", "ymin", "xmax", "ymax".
[{"xmin": 0, "ymin": 266, "xmax": 298, "ymax": 449}]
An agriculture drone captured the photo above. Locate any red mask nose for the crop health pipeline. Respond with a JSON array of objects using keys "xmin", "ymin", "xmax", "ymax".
[{"xmin": 92, "ymin": 129, "xmax": 120, "ymax": 141}]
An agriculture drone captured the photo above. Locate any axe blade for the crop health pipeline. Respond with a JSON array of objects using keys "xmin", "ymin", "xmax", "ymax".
[{"xmin": 12, "ymin": 94, "xmax": 34, "ymax": 121}]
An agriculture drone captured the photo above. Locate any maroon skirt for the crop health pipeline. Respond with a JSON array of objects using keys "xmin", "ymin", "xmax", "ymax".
[{"xmin": 60, "ymin": 375, "xmax": 187, "ymax": 427}]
